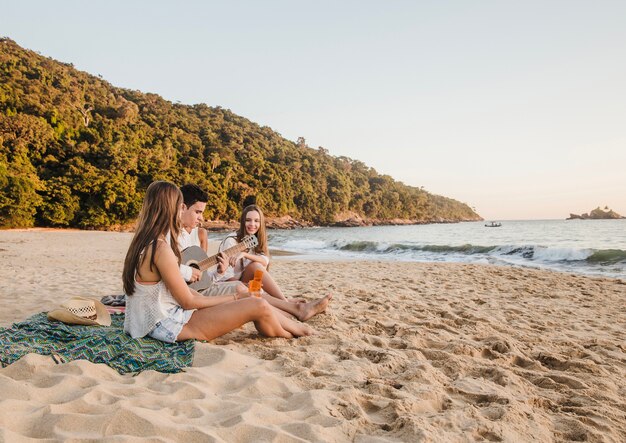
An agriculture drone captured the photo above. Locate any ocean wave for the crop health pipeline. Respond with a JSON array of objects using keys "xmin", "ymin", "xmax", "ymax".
[
  {"xmin": 494, "ymin": 245, "xmax": 594, "ymax": 262},
  {"xmin": 494, "ymin": 246, "xmax": 626, "ymax": 264},
  {"xmin": 587, "ymin": 249, "xmax": 626, "ymax": 264},
  {"xmin": 416, "ymin": 244, "xmax": 495, "ymax": 254},
  {"xmin": 337, "ymin": 241, "xmax": 379, "ymax": 252},
  {"xmin": 337, "ymin": 241, "xmax": 495, "ymax": 254},
  {"xmin": 325, "ymin": 240, "xmax": 626, "ymax": 265}
]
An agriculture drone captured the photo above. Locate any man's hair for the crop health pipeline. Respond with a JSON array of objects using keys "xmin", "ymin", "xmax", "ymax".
[{"xmin": 180, "ymin": 184, "xmax": 209, "ymax": 207}]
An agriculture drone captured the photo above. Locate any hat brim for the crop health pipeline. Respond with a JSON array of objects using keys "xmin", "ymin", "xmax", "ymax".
[{"xmin": 47, "ymin": 297, "xmax": 112, "ymax": 326}]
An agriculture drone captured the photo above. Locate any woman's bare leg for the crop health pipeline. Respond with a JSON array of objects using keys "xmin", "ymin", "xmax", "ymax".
[
  {"xmin": 177, "ymin": 298, "xmax": 292, "ymax": 341},
  {"xmin": 261, "ymin": 293, "xmax": 333, "ymax": 322},
  {"xmin": 238, "ymin": 262, "xmax": 333, "ymax": 321},
  {"xmin": 272, "ymin": 307, "xmax": 316, "ymax": 336}
]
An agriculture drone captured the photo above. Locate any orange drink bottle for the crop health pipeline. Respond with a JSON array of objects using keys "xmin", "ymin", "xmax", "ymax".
[
  {"xmin": 249, "ymin": 269, "xmax": 264, "ymax": 297},
  {"xmin": 249, "ymin": 280, "xmax": 262, "ymax": 298},
  {"xmin": 253, "ymin": 269, "xmax": 264, "ymax": 283}
]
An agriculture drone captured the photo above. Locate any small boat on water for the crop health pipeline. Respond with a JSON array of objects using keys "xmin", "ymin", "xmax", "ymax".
[{"xmin": 485, "ymin": 221, "xmax": 502, "ymax": 227}]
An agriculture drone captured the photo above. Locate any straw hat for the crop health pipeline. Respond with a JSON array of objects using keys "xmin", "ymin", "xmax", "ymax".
[{"xmin": 47, "ymin": 297, "xmax": 112, "ymax": 326}]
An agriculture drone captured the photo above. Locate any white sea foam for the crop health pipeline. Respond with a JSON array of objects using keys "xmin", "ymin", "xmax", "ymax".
[{"xmin": 531, "ymin": 246, "xmax": 593, "ymax": 262}]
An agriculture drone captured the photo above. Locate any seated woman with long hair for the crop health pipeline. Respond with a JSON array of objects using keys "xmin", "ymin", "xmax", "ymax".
[
  {"xmin": 218, "ymin": 203, "xmax": 332, "ymax": 322},
  {"xmin": 122, "ymin": 181, "xmax": 313, "ymax": 343}
]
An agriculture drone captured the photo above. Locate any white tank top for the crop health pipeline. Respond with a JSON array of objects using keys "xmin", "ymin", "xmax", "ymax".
[
  {"xmin": 123, "ymin": 240, "xmax": 181, "ymax": 338},
  {"xmin": 179, "ymin": 227, "xmax": 201, "ymax": 250}
]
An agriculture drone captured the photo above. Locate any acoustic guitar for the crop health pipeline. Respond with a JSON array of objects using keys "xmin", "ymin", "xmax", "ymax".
[{"xmin": 181, "ymin": 235, "xmax": 258, "ymax": 291}]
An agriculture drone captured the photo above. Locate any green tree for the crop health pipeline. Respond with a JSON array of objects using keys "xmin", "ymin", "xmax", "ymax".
[{"xmin": 0, "ymin": 150, "xmax": 43, "ymax": 227}]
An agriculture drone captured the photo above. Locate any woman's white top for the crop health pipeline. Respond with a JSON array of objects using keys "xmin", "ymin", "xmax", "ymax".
[
  {"xmin": 124, "ymin": 238, "xmax": 182, "ymax": 338},
  {"xmin": 217, "ymin": 235, "xmax": 268, "ymax": 281}
]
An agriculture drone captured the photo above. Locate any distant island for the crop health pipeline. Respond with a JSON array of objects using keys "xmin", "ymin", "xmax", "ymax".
[{"xmin": 567, "ymin": 207, "xmax": 624, "ymax": 220}]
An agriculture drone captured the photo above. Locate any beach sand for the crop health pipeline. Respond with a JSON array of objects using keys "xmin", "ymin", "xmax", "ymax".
[{"xmin": 0, "ymin": 230, "xmax": 625, "ymax": 442}]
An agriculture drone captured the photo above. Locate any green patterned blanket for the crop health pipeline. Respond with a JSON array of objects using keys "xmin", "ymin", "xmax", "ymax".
[{"xmin": 0, "ymin": 313, "xmax": 194, "ymax": 374}]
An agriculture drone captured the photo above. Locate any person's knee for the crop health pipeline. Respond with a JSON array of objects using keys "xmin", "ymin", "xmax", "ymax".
[
  {"xmin": 250, "ymin": 297, "xmax": 272, "ymax": 317},
  {"xmin": 248, "ymin": 261, "xmax": 265, "ymax": 271}
]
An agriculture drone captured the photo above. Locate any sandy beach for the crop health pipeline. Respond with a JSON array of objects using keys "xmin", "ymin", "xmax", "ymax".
[{"xmin": 0, "ymin": 230, "xmax": 625, "ymax": 442}]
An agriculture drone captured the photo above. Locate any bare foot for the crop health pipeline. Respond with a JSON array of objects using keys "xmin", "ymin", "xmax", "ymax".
[
  {"xmin": 291, "ymin": 322, "xmax": 317, "ymax": 337},
  {"xmin": 278, "ymin": 314, "xmax": 317, "ymax": 337},
  {"xmin": 297, "ymin": 294, "xmax": 333, "ymax": 322},
  {"xmin": 257, "ymin": 327, "xmax": 293, "ymax": 339}
]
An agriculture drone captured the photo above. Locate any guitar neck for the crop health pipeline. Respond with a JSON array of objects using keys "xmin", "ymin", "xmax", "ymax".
[{"xmin": 197, "ymin": 242, "xmax": 250, "ymax": 271}]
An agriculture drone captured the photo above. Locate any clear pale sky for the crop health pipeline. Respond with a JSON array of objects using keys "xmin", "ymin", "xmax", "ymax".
[{"xmin": 2, "ymin": 1, "xmax": 625, "ymax": 220}]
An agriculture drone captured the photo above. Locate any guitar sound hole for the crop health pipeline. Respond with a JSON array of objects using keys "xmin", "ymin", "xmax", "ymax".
[{"xmin": 190, "ymin": 264, "xmax": 200, "ymax": 270}]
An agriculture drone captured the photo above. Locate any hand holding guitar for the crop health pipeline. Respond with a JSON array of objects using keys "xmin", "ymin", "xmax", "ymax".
[
  {"xmin": 229, "ymin": 252, "xmax": 244, "ymax": 267},
  {"xmin": 217, "ymin": 252, "xmax": 229, "ymax": 275},
  {"xmin": 190, "ymin": 267, "xmax": 202, "ymax": 282}
]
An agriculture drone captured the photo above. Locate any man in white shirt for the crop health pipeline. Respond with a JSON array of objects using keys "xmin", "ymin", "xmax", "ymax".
[{"xmin": 179, "ymin": 184, "xmax": 246, "ymax": 297}]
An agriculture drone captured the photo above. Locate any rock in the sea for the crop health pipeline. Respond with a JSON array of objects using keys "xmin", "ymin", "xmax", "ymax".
[{"xmin": 567, "ymin": 207, "xmax": 624, "ymax": 220}]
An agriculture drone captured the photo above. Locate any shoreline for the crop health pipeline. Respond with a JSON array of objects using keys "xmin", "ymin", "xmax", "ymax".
[
  {"xmin": 2, "ymin": 227, "xmax": 624, "ymax": 282},
  {"xmin": 0, "ymin": 214, "xmax": 483, "ymax": 234},
  {"xmin": 1, "ymin": 230, "xmax": 625, "ymax": 441}
]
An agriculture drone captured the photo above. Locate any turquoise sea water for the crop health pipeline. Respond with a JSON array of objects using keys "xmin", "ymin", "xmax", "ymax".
[{"xmin": 242, "ymin": 219, "xmax": 626, "ymax": 279}]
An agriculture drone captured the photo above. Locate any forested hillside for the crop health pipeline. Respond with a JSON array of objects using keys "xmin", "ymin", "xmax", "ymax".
[{"xmin": 0, "ymin": 38, "xmax": 481, "ymax": 229}]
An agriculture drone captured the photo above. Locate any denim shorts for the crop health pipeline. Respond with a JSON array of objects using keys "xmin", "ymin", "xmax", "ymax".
[{"xmin": 148, "ymin": 306, "xmax": 195, "ymax": 343}]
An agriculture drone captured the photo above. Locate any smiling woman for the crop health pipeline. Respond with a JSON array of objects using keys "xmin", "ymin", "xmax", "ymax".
[
  {"xmin": 218, "ymin": 204, "xmax": 333, "ymax": 322},
  {"xmin": 223, "ymin": 204, "xmax": 271, "ymax": 276}
]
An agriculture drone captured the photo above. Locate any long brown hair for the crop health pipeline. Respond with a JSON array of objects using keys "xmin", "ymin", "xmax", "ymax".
[
  {"xmin": 236, "ymin": 204, "xmax": 269, "ymax": 257},
  {"xmin": 123, "ymin": 181, "xmax": 182, "ymax": 295}
]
